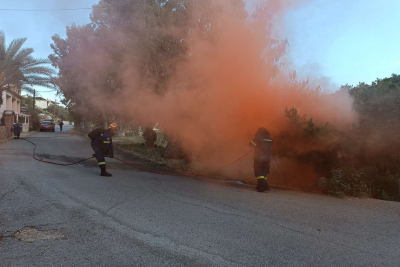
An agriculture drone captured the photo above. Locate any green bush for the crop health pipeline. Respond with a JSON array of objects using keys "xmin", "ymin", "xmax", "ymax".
[{"xmin": 319, "ymin": 168, "xmax": 373, "ymax": 198}]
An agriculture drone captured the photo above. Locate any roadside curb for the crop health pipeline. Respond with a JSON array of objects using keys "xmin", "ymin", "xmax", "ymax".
[
  {"xmin": 0, "ymin": 130, "xmax": 38, "ymax": 144},
  {"xmin": 0, "ymin": 135, "xmax": 14, "ymax": 143},
  {"xmin": 70, "ymin": 128, "xmax": 389, "ymax": 201},
  {"xmin": 23, "ymin": 131, "xmax": 37, "ymax": 136}
]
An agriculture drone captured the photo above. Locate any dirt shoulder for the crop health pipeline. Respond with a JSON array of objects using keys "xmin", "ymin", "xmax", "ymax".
[{"xmin": 71, "ymin": 128, "xmax": 187, "ymax": 175}]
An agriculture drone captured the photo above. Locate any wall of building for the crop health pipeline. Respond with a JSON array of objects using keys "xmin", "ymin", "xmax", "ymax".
[
  {"xmin": 35, "ymin": 99, "xmax": 50, "ymax": 109},
  {"xmin": 0, "ymin": 90, "xmax": 6, "ymax": 115},
  {"xmin": 0, "ymin": 113, "xmax": 13, "ymax": 141},
  {"xmin": 0, "ymin": 126, "xmax": 12, "ymax": 141},
  {"xmin": 0, "ymin": 89, "xmax": 21, "ymax": 123},
  {"xmin": 6, "ymin": 95, "xmax": 12, "ymax": 110}
]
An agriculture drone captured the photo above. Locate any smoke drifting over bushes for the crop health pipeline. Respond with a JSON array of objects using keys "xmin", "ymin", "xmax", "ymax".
[
  {"xmin": 52, "ymin": 0, "xmax": 356, "ymax": 186},
  {"xmin": 120, "ymin": 1, "xmax": 354, "ymax": 180}
]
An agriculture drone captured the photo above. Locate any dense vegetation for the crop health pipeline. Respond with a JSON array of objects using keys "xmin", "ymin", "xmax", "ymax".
[{"xmin": 280, "ymin": 76, "xmax": 400, "ymax": 200}]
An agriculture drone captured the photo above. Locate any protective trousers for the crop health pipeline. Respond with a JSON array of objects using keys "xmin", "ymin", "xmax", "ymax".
[
  {"xmin": 13, "ymin": 130, "xmax": 20, "ymax": 139},
  {"xmin": 91, "ymin": 141, "xmax": 106, "ymax": 169},
  {"xmin": 254, "ymin": 160, "xmax": 270, "ymax": 191}
]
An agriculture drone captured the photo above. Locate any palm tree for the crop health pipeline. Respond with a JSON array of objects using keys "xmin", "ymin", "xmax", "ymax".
[{"xmin": 0, "ymin": 30, "xmax": 55, "ymax": 105}]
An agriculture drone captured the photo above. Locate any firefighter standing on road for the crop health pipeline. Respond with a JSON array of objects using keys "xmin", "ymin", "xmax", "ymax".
[
  {"xmin": 89, "ymin": 123, "xmax": 119, "ymax": 177},
  {"xmin": 143, "ymin": 127, "xmax": 157, "ymax": 148},
  {"xmin": 11, "ymin": 122, "xmax": 22, "ymax": 139},
  {"xmin": 59, "ymin": 120, "xmax": 64, "ymax": 131},
  {"xmin": 249, "ymin": 127, "xmax": 273, "ymax": 192}
]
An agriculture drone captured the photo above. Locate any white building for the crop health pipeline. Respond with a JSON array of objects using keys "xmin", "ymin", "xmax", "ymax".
[
  {"xmin": 1, "ymin": 86, "xmax": 21, "ymax": 120},
  {"xmin": 1, "ymin": 87, "xmax": 30, "ymax": 132},
  {"xmin": 32, "ymin": 97, "xmax": 57, "ymax": 110}
]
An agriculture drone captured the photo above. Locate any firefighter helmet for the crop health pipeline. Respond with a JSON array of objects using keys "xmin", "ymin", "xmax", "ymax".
[{"xmin": 109, "ymin": 123, "xmax": 119, "ymax": 130}]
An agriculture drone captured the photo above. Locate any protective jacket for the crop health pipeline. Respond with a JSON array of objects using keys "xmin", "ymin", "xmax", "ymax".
[
  {"xmin": 11, "ymin": 124, "xmax": 22, "ymax": 135},
  {"xmin": 249, "ymin": 128, "xmax": 273, "ymax": 191},
  {"xmin": 143, "ymin": 127, "xmax": 157, "ymax": 148},
  {"xmin": 91, "ymin": 129, "xmax": 114, "ymax": 169},
  {"xmin": 249, "ymin": 131, "xmax": 273, "ymax": 162},
  {"xmin": 93, "ymin": 130, "xmax": 114, "ymax": 152}
]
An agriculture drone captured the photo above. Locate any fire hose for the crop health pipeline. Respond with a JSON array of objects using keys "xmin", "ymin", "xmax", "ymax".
[
  {"xmin": 21, "ymin": 138, "xmax": 254, "ymax": 176},
  {"xmin": 113, "ymin": 148, "xmax": 255, "ymax": 177},
  {"xmin": 22, "ymin": 138, "xmax": 94, "ymax": 166},
  {"xmin": 19, "ymin": 138, "xmax": 334, "ymax": 195}
]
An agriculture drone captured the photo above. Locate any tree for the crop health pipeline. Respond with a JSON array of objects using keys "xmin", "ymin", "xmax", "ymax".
[
  {"xmin": 49, "ymin": 25, "xmax": 100, "ymax": 127},
  {"xmin": 20, "ymin": 96, "xmax": 41, "ymax": 130},
  {"xmin": 45, "ymin": 103, "xmax": 70, "ymax": 121},
  {"xmin": 0, "ymin": 30, "xmax": 55, "ymax": 105},
  {"xmin": 49, "ymin": 0, "xmax": 191, "ymax": 126}
]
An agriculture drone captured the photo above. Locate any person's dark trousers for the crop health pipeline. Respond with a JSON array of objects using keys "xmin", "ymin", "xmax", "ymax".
[
  {"xmin": 14, "ymin": 131, "xmax": 20, "ymax": 139},
  {"xmin": 91, "ymin": 141, "xmax": 112, "ymax": 176},
  {"xmin": 91, "ymin": 141, "xmax": 106, "ymax": 169},
  {"xmin": 254, "ymin": 160, "xmax": 270, "ymax": 192},
  {"xmin": 60, "ymin": 126, "xmax": 63, "ymax": 131}
]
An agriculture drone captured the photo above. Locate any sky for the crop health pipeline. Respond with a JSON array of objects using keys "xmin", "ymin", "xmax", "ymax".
[
  {"xmin": 0, "ymin": 0, "xmax": 98, "ymax": 101},
  {"xmin": 1, "ymin": 0, "xmax": 399, "ymax": 101}
]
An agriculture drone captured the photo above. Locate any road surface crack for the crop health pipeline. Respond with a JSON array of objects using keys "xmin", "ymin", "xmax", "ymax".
[{"xmin": 0, "ymin": 184, "xmax": 22, "ymax": 203}]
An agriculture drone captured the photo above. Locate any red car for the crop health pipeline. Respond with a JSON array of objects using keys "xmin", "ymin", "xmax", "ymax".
[{"xmin": 40, "ymin": 121, "xmax": 55, "ymax": 132}]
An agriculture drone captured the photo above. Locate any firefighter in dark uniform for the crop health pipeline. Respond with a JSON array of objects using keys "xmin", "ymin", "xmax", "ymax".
[
  {"xmin": 59, "ymin": 121, "xmax": 64, "ymax": 131},
  {"xmin": 249, "ymin": 127, "xmax": 273, "ymax": 192},
  {"xmin": 143, "ymin": 127, "xmax": 157, "ymax": 148},
  {"xmin": 90, "ymin": 123, "xmax": 119, "ymax": 177},
  {"xmin": 11, "ymin": 122, "xmax": 22, "ymax": 139}
]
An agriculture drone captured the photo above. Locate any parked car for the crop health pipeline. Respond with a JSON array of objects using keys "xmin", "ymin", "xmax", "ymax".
[{"xmin": 40, "ymin": 121, "xmax": 55, "ymax": 132}]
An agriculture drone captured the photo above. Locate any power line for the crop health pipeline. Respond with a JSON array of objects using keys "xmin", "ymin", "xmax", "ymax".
[{"xmin": 0, "ymin": 7, "xmax": 98, "ymax": 12}]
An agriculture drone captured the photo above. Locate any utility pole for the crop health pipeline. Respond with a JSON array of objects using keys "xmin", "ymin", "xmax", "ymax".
[
  {"xmin": 192, "ymin": 0, "xmax": 197, "ymax": 55},
  {"xmin": 53, "ymin": 98, "xmax": 56, "ymax": 121},
  {"xmin": 192, "ymin": 0, "xmax": 197, "ymax": 36},
  {"xmin": 33, "ymin": 89, "xmax": 35, "ymax": 110}
]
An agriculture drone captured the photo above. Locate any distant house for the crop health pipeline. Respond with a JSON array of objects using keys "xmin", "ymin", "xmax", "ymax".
[
  {"xmin": 1, "ymin": 86, "xmax": 21, "ymax": 114},
  {"xmin": 0, "ymin": 87, "xmax": 30, "ymax": 131},
  {"xmin": 33, "ymin": 97, "xmax": 58, "ymax": 110},
  {"xmin": 0, "ymin": 86, "xmax": 21, "ymax": 122}
]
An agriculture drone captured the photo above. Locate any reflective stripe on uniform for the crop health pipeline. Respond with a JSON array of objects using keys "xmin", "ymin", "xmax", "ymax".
[
  {"xmin": 103, "ymin": 141, "xmax": 110, "ymax": 144},
  {"xmin": 257, "ymin": 176, "xmax": 267, "ymax": 180},
  {"xmin": 98, "ymin": 162, "xmax": 106, "ymax": 166},
  {"xmin": 263, "ymin": 139, "xmax": 272, "ymax": 142},
  {"xmin": 101, "ymin": 134, "xmax": 103, "ymax": 136},
  {"xmin": 251, "ymin": 140, "xmax": 257, "ymax": 146}
]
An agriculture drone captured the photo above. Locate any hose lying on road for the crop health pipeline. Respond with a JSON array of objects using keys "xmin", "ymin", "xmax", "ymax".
[
  {"xmin": 21, "ymin": 137, "xmax": 254, "ymax": 175},
  {"xmin": 113, "ymin": 147, "xmax": 255, "ymax": 177},
  {"xmin": 20, "ymin": 137, "xmax": 299, "ymax": 190},
  {"xmin": 19, "ymin": 138, "xmax": 341, "ymax": 195},
  {"xmin": 21, "ymin": 138, "xmax": 94, "ymax": 166},
  {"xmin": 19, "ymin": 138, "xmax": 381, "ymax": 199}
]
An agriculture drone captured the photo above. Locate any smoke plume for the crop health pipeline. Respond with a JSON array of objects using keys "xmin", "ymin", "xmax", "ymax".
[{"xmin": 71, "ymin": 0, "xmax": 357, "ymax": 186}]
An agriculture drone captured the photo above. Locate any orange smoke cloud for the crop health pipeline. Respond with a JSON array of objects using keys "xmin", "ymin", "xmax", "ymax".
[{"xmin": 101, "ymin": 0, "xmax": 356, "ymax": 185}]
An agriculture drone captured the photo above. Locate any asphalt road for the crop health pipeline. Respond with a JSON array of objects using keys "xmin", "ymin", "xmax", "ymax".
[{"xmin": 1, "ymin": 128, "xmax": 400, "ymax": 266}]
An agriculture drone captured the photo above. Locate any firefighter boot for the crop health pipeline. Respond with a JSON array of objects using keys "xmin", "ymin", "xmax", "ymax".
[
  {"xmin": 256, "ymin": 179, "xmax": 265, "ymax": 192},
  {"xmin": 263, "ymin": 179, "xmax": 271, "ymax": 191},
  {"xmin": 101, "ymin": 169, "xmax": 112, "ymax": 177},
  {"xmin": 256, "ymin": 178, "xmax": 269, "ymax": 192}
]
